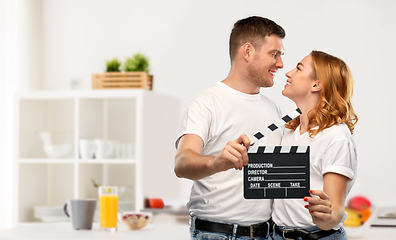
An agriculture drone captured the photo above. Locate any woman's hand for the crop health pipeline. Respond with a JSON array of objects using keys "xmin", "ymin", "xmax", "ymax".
[
  {"xmin": 304, "ymin": 173, "xmax": 349, "ymax": 230},
  {"xmin": 304, "ymin": 190, "xmax": 333, "ymax": 228}
]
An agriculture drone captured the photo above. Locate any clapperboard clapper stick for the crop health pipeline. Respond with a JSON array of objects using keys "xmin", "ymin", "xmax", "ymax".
[
  {"xmin": 248, "ymin": 108, "xmax": 302, "ymax": 147},
  {"xmin": 244, "ymin": 108, "xmax": 311, "ymax": 199}
]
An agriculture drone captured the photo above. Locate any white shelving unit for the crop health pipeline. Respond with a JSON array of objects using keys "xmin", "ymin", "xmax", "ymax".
[{"xmin": 13, "ymin": 90, "xmax": 178, "ymax": 226}]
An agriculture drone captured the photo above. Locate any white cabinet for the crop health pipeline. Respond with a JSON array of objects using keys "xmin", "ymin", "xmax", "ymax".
[{"xmin": 13, "ymin": 90, "xmax": 179, "ymax": 225}]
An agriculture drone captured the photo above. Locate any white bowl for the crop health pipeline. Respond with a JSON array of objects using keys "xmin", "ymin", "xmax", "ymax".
[
  {"xmin": 34, "ymin": 206, "xmax": 69, "ymax": 222},
  {"xmin": 118, "ymin": 211, "xmax": 152, "ymax": 230},
  {"xmin": 37, "ymin": 132, "xmax": 73, "ymax": 158},
  {"xmin": 43, "ymin": 144, "xmax": 72, "ymax": 158}
]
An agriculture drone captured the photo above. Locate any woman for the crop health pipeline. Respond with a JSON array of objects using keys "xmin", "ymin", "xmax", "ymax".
[{"xmin": 271, "ymin": 50, "xmax": 358, "ymax": 240}]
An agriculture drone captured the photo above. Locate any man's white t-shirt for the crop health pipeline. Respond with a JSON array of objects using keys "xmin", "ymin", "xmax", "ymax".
[
  {"xmin": 272, "ymin": 123, "xmax": 357, "ymax": 229},
  {"xmin": 176, "ymin": 81, "xmax": 283, "ymax": 225}
]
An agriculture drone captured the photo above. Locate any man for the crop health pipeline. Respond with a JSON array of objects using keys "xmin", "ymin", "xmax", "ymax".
[{"xmin": 174, "ymin": 16, "xmax": 285, "ymax": 240}]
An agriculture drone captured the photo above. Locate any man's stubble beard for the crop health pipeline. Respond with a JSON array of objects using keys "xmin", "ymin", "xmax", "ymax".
[{"xmin": 247, "ymin": 64, "xmax": 273, "ymax": 88}]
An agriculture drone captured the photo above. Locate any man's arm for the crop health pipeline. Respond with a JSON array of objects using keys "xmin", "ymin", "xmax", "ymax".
[{"xmin": 174, "ymin": 134, "xmax": 251, "ymax": 180}]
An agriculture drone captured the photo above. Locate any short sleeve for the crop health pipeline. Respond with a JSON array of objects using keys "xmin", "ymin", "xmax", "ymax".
[
  {"xmin": 321, "ymin": 138, "xmax": 357, "ymax": 180},
  {"xmin": 175, "ymin": 99, "xmax": 212, "ymax": 149}
]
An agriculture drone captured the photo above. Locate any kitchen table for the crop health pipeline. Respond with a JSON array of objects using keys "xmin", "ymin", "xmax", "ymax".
[
  {"xmin": 0, "ymin": 214, "xmax": 190, "ymax": 239},
  {"xmin": 2, "ymin": 214, "xmax": 396, "ymax": 240},
  {"xmin": 344, "ymin": 227, "xmax": 396, "ymax": 239}
]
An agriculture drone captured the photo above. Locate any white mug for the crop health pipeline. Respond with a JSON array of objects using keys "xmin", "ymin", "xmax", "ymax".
[
  {"xmin": 94, "ymin": 139, "xmax": 113, "ymax": 159},
  {"xmin": 121, "ymin": 143, "xmax": 134, "ymax": 159},
  {"xmin": 79, "ymin": 139, "xmax": 96, "ymax": 159},
  {"xmin": 110, "ymin": 140, "xmax": 121, "ymax": 159}
]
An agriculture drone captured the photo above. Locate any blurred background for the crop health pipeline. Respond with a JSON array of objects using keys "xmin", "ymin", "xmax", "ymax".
[{"xmin": 1, "ymin": 0, "xmax": 395, "ymax": 230}]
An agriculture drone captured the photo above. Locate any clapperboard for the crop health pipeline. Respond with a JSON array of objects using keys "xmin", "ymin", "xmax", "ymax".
[{"xmin": 244, "ymin": 109, "xmax": 310, "ymax": 199}]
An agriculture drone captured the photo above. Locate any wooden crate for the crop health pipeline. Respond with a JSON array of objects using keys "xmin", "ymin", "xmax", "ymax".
[{"xmin": 92, "ymin": 72, "xmax": 153, "ymax": 90}]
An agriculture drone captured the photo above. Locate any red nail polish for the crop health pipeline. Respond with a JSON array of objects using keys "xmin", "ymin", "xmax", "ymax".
[
  {"xmin": 310, "ymin": 211, "xmax": 314, "ymax": 213},
  {"xmin": 304, "ymin": 197, "xmax": 308, "ymax": 201},
  {"xmin": 309, "ymin": 190, "xmax": 313, "ymax": 194},
  {"xmin": 304, "ymin": 205, "xmax": 308, "ymax": 209}
]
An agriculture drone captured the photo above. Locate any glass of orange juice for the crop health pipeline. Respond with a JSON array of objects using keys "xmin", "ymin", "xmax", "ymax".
[{"xmin": 99, "ymin": 186, "xmax": 118, "ymax": 232}]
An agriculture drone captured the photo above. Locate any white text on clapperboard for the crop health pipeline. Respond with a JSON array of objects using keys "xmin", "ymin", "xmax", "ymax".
[{"xmin": 247, "ymin": 163, "xmax": 300, "ymax": 189}]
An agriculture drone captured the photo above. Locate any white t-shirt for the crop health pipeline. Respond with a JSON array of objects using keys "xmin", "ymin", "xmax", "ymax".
[
  {"xmin": 272, "ymin": 123, "xmax": 357, "ymax": 229},
  {"xmin": 176, "ymin": 81, "xmax": 283, "ymax": 225}
]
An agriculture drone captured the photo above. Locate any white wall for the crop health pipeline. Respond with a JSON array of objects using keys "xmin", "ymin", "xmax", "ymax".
[
  {"xmin": 2, "ymin": 0, "xmax": 395, "ymax": 229},
  {"xmin": 1, "ymin": 0, "xmax": 42, "ymax": 229},
  {"xmin": 0, "ymin": 0, "xmax": 9, "ymax": 230},
  {"xmin": 40, "ymin": 0, "xmax": 396, "ymax": 206}
]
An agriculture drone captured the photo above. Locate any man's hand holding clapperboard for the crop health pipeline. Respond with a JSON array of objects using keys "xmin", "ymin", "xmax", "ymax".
[{"xmin": 243, "ymin": 109, "xmax": 311, "ymax": 199}]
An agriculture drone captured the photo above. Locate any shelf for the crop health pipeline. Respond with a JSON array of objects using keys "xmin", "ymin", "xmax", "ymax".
[
  {"xmin": 14, "ymin": 90, "xmax": 179, "ymax": 225},
  {"xmin": 18, "ymin": 159, "xmax": 137, "ymax": 164},
  {"xmin": 15, "ymin": 89, "xmax": 147, "ymax": 99},
  {"xmin": 18, "ymin": 158, "xmax": 75, "ymax": 164},
  {"xmin": 78, "ymin": 159, "xmax": 137, "ymax": 164}
]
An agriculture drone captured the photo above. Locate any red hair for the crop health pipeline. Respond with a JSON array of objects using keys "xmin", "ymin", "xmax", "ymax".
[{"xmin": 286, "ymin": 50, "xmax": 358, "ymax": 136}]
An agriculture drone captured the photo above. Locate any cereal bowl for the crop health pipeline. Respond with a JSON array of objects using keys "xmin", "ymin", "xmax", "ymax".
[{"xmin": 118, "ymin": 211, "xmax": 152, "ymax": 230}]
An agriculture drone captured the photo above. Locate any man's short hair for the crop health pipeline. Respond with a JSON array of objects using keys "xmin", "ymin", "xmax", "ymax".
[{"xmin": 229, "ymin": 16, "xmax": 286, "ymax": 62}]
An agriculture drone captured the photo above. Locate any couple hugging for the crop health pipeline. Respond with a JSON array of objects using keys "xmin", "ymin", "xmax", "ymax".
[{"xmin": 175, "ymin": 16, "xmax": 357, "ymax": 240}]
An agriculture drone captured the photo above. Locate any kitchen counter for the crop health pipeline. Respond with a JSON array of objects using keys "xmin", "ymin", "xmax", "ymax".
[
  {"xmin": 344, "ymin": 227, "xmax": 396, "ymax": 240},
  {"xmin": 0, "ymin": 214, "xmax": 190, "ymax": 240},
  {"xmin": 1, "ymin": 214, "xmax": 396, "ymax": 240}
]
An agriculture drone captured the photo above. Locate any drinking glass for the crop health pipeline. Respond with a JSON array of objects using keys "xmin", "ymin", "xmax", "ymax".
[{"xmin": 99, "ymin": 186, "xmax": 118, "ymax": 231}]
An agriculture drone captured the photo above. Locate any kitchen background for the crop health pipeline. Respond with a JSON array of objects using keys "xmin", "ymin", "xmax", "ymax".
[{"xmin": 1, "ymin": 0, "xmax": 395, "ymax": 230}]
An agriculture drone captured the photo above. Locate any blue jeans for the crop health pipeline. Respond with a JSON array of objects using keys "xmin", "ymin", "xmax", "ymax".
[
  {"xmin": 189, "ymin": 216, "xmax": 272, "ymax": 240},
  {"xmin": 270, "ymin": 225, "xmax": 347, "ymax": 240}
]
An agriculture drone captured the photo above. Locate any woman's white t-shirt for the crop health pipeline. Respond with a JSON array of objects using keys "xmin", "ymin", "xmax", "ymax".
[
  {"xmin": 176, "ymin": 82, "xmax": 283, "ymax": 225},
  {"xmin": 272, "ymin": 123, "xmax": 357, "ymax": 229}
]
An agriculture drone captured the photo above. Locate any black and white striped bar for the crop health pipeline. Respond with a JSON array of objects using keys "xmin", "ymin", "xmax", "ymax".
[
  {"xmin": 248, "ymin": 145, "xmax": 309, "ymax": 154},
  {"xmin": 248, "ymin": 108, "xmax": 301, "ymax": 149}
]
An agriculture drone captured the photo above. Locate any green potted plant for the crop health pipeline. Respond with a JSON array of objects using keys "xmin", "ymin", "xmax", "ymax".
[
  {"xmin": 122, "ymin": 52, "xmax": 153, "ymax": 90},
  {"xmin": 92, "ymin": 53, "xmax": 153, "ymax": 90},
  {"xmin": 105, "ymin": 58, "xmax": 122, "ymax": 72},
  {"xmin": 124, "ymin": 53, "xmax": 150, "ymax": 72}
]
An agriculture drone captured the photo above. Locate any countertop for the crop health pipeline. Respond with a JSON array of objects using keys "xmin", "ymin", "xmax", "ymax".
[
  {"xmin": 344, "ymin": 227, "xmax": 396, "ymax": 240},
  {"xmin": 1, "ymin": 214, "xmax": 396, "ymax": 240},
  {"xmin": 0, "ymin": 214, "xmax": 190, "ymax": 240}
]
